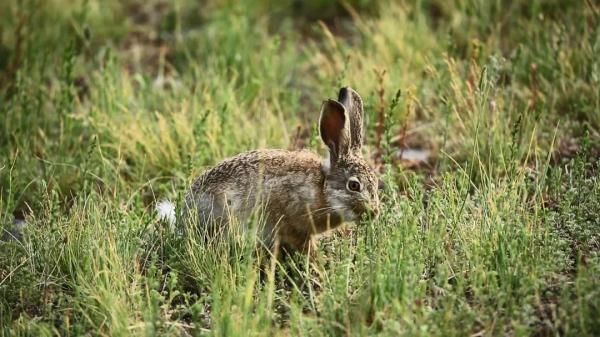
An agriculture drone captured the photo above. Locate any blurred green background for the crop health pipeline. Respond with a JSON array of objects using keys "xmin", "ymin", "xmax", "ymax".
[{"xmin": 1, "ymin": 0, "xmax": 599, "ymax": 336}]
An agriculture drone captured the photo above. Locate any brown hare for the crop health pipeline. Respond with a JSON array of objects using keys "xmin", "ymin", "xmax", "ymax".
[{"xmin": 181, "ymin": 87, "xmax": 380, "ymax": 256}]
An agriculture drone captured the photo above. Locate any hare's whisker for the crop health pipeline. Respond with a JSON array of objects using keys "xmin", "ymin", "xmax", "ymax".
[{"xmin": 310, "ymin": 206, "xmax": 344, "ymax": 216}]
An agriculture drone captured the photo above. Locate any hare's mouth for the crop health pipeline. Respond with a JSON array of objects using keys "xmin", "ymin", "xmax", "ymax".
[
  {"xmin": 325, "ymin": 195, "xmax": 357, "ymax": 222},
  {"xmin": 339, "ymin": 208, "xmax": 358, "ymax": 222}
]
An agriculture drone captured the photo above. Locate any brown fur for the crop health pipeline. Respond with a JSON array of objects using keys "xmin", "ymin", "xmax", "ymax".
[
  {"xmin": 183, "ymin": 87, "xmax": 380, "ymax": 255},
  {"xmin": 338, "ymin": 87, "xmax": 364, "ymax": 153}
]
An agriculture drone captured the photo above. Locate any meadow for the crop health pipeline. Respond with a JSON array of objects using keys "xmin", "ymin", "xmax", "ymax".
[{"xmin": 1, "ymin": 0, "xmax": 599, "ymax": 336}]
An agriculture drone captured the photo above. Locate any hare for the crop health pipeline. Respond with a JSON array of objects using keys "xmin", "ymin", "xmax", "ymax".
[{"xmin": 182, "ymin": 87, "xmax": 380, "ymax": 256}]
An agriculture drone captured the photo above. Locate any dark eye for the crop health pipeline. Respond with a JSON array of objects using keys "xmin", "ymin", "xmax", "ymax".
[{"xmin": 347, "ymin": 178, "xmax": 361, "ymax": 192}]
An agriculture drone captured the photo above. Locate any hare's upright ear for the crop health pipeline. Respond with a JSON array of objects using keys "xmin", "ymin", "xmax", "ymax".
[
  {"xmin": 337, "ymin": 87, "xmax": 364, "ymax": 153},
  {"xmin": 320, "ymin": 99, "xmax": 351, "ymax": 164}
]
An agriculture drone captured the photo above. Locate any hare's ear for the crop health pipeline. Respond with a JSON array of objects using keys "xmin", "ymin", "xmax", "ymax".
[
  {"xmin": 337, "ymin": 87, "xmax": 363, "ymax": 153},
  {"xmin": 320, "ymin": 99, "xmax": 351, "ymax": 164}
]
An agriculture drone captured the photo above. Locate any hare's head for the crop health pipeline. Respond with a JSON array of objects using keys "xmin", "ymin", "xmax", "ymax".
[{"xmin": 319, "ymin": 87, "xmax": 380, "ymax": 222}]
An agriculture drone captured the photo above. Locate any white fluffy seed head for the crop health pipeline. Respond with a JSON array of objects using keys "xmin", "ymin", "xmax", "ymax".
[{"xmin": 156, "ymin": 200, "xmax": 176, "ymax": 227}]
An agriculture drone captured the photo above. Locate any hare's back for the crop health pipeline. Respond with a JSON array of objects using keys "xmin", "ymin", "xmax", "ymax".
[
  {"xmin": 184, "ymin": 149, "xmax": 324, "ymax": 225},
  {"xmin": 193, "ymin": 149, "xmax": 322, "ymax": 189}
]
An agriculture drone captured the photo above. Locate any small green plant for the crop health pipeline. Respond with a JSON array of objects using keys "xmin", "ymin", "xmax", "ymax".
[{"xmin": 0, "ymin": 0, "xmax": 598, "ymax": 336}]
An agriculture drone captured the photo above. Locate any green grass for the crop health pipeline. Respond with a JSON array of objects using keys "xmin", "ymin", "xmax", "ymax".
[{"xmin": 1, "ymin": 0, "xmax": 599, "ymax": 336}]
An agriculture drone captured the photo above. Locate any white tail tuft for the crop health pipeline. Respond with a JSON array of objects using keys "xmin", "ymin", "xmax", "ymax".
[{"xmin": 156, "ymin": 200, "xmax": 176, "ymax": 227}]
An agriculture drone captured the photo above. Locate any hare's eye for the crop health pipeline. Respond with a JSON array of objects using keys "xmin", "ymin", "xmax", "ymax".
[{"xmin": 347, "ymin": 177, "xmax": 362, "ymax": 192}]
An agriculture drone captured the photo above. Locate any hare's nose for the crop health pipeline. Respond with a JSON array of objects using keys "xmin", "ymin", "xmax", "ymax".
[
  {"xmin": 365, "ymin": 204, "xmax": 379, "ymax": 219},
  {"xmin": 372, "ymin": 206, "xmax": 380, "ymax": 218}
]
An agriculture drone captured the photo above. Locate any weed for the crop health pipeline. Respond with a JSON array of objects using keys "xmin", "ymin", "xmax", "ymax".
[{"xmin": 1, "ymin": 0, "xmax": 598, "ymax": 336}]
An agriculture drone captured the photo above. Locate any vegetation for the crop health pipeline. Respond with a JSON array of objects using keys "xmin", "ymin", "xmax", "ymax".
[{"xmin": 1, "ymin": 0, "xmax": 598, "ymax": 335}]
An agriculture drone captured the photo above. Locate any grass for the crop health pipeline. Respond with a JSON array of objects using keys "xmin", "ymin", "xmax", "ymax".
[{"xmin": 1, "ymin": 0, "xmax": 599, "ymax": 336}]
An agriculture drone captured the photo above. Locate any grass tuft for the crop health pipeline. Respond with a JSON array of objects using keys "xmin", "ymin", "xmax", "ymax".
[{"xmin": 1, "ymin": 0, "xmax": 599, "ymax": 336}]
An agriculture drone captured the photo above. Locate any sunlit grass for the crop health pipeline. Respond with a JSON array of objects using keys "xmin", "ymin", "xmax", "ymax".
[{"xmin": 1, "ymin": 0, "xmax": 599, "ymax": 336}]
